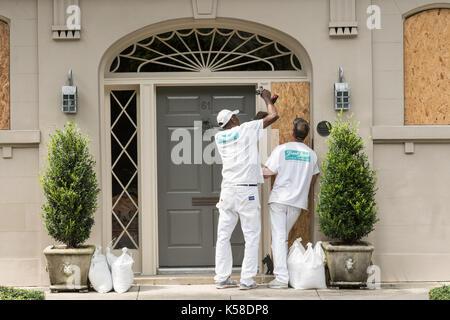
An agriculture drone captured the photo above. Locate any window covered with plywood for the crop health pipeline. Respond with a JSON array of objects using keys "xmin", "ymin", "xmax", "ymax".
[
  {"xmin": 0, "ymin": 20, "xmax": 9, "ymax": 130},
  {"xmin": 404, "ymin": 9, "xmax": 450, "ymax": 125}
]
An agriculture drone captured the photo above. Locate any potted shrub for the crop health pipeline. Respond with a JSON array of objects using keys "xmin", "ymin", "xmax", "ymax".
[
  {"xmin": 39, "ymin": 121, "xmax": 100, "ymax": 292},
  {"xmin": 316, "ymin": 113, "xmax": 378, "ymax": 288}
]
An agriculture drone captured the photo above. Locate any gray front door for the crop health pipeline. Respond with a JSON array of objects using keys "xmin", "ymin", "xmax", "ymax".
[{"xmin": 157, "ymin": 86, "xmax": 256, "ymax": 267}]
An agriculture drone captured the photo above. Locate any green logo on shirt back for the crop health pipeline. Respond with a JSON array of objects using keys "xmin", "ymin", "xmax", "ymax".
[
  {"xmin": 216, "ymin": 132, "xmax": 239, "ymax": 144},
  {"xmin": 285, "ymin": 150, "xmax": 310, "ymax": 162}
]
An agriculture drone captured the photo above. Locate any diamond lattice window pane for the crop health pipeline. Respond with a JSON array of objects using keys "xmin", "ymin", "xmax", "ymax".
[
  {"xmin": 116, "ymin": 233, "xmax": 136, "ymax": 250},
  {"xmin": 110, "ymin": 90, "xmax": 139, "ymax": 250},
  {"xmin": 113, "ymin": 156, "xmax": 136, "ymax": 186},
  {"xmin": 113, "ymin": 193, "xmax": 138, "ymax": 226},
  {"xmin": 127, "ymin": 214, "xmax": 139, "ymax": 247},
  {"xmin": 112, "ymin": 117, "xmax": 136, "ymax": 147},
  {"xmin": 110, "ymin": 91, "xmax": 135, "ymax": 121},
  {"xmin": 112, "ymin": 215, "xmax": 123, "ymax": 243}
]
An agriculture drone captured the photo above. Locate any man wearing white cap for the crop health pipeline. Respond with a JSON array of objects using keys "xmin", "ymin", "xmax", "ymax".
[{"xmin": 214, "ymin": 89, "xmax": 279, "ymax": 290}]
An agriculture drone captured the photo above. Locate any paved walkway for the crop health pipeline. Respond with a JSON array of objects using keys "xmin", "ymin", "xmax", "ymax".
[{"xmin": 37, "ymin": 282, "xmax": 448, "ymax": 300}]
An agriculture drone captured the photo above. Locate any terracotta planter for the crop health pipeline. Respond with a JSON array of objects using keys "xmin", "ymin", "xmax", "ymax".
[
  {"xmin": 322, "ymin": 241, "xmax": 374, "ymax": 288},
  {"xmin": 43, "ymin": 245, "xmax": 95, "ymax": 293}
]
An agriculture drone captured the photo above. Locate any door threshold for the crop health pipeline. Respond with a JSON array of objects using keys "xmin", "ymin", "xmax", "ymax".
[
  {"xmin": 135, "ymin": 273, "xmax": 274, "ymax": 286},
  {"xmin": 157, "ymin": 267, "xmax": 241, "ymax": 275}
]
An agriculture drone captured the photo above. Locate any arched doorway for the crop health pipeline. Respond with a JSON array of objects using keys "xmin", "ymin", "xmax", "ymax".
[{"xmin": 99, "ymin": 18, "xmax": 312, "ymax": 275}]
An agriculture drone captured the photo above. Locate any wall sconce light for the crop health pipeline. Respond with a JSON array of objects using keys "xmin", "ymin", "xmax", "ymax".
[
  {"xmin": 334, "ymin": 67, "xmax": 350, "ymax": 111},
  {"xmin": 62, "ymin": 69, "xmax": 77, "ymax": 113}
]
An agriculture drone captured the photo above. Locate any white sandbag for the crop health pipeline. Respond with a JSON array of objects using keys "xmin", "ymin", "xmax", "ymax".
[
  {"xmin": 287, "ymin": 239, "xmax": 327, "ymax": 290},
  {"xmin": 111, "ymin": 247, "xmax": 134, "ymax": 293},
  {"xmin": 314, "ymin": 241, "xmax": 326, "ymax": 262},
  {"xmin": 288, "ymin": 237, "xmax": 305, "ymax": 260},
  {"xmin": 106, "ymin": 246, "xmax": 117, "ymax": 271},
  {"xmin": 88, "ymin": 246, "xmax": 113, "ymax": 293}
]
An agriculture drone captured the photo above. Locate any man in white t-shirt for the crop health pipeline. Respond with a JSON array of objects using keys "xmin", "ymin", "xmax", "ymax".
[
  {"xmin": 214, "ymin": 89, "xmax": 279, "ymax": 290},
  {"xmin": 263, "ymin": 118, "xmax": 320, "ymax": 289}
]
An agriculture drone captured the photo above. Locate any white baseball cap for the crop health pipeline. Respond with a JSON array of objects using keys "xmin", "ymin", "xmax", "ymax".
[{"xmin": 217, "ymin": 109, "xmax": 239, "ymax": 128}]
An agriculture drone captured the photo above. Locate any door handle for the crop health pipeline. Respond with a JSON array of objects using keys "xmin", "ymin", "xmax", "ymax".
[{"xmin": 192, "ymin": 197, "xmax": 220, "ymax": 206}]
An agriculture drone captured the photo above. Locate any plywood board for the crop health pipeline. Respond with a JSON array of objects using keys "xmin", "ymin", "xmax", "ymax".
[
  {"xmin": 271, "ymin": 82, "xmax": 310, "ymax": 145},
  {"xmin": 270, "ymin": 82, "xmax": 311, "ymax": 248},
  {"xmin": 404, "ymin": 9, "xmax": 450, "ymax": 125},
  {"xmin": 0, "ymin": 21, "xmax": 10, "ymax": 130}
]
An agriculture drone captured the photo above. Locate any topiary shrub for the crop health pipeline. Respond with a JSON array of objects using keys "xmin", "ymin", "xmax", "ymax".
[
  {"xmin": 316, "ymin": 113, "xmax": 378, "ymax": 244},
  {"xmin": 429, "ymin": 285, "xmax": 450, "ymax": 300},
  {"xmin": 39, "ymin": 121, "xmax": 100, "ymax": 248}
]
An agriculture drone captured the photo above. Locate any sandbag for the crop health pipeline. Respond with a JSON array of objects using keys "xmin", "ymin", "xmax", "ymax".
[
  {"xmin": 88, "ymin": 246, "xmax": 113, "ymax": 293},
  {"xmin": 111, "ymin": 247, "xmax": 134, "ymax": 293},
  {"xmin": 106, "ymin": 246, "xmax": 117, "ymax": 271},
  {"xmin": 288, "ymin": 237, "xmax": 305, "ymax": 260},
  {"xmin": 287, "ymin": 239, "xmax": 327, "ymax": 290}
]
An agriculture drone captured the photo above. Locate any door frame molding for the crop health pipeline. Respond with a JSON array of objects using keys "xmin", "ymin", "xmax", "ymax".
[{"xmin": 102, "ymin": 75, "xmax": 310, "ymax": 275}]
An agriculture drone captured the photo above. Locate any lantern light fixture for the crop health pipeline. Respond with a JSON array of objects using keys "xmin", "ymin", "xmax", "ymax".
[
  {"xmin": 334, "ymin": 67, "xmax": 350, "ymax": 111},
  {"xmin": 61, "ymin": 69, "xmax": 77, "ymax": 113}
]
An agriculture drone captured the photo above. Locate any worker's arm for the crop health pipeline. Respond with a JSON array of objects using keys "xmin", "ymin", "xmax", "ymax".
[
  {"xmin": 260, "ymin": 89, "xmax": 279, "ymax": 129},
  {"xmin": 263, "ymin": 166, "xmax": 276, "ymax": 179}
]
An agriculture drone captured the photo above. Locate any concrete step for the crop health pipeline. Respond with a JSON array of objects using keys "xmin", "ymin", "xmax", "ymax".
[{"xmin": 134, "ymin": 273, "xmax": 275, "ymax": 285}]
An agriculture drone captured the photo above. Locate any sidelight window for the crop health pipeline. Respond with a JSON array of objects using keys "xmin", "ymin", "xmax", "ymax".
[{"xmin": 110, "ymin": 90, "xmax": 139, "ymax": 249}]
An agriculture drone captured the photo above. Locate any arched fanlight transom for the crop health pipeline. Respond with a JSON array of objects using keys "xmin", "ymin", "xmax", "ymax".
[{"xmin": 109, "ymin": 28, "xmax": 302, "ymax": 73}]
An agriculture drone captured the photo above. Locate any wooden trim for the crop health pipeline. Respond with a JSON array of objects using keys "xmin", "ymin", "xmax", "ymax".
[
  {"xmin": 329, "ymin": 0, "xmax": 358, "ymax": 36},
  {"xmin": 0, "ymin": 20, "xmax": 10, "ymax": 130},
  {"xmin": 100, "ymin": 88, "xmax": 111, "ymax": 264},
  {"xmin": 192, "ymin": 0, "xmax": 218, "ymax": 19},
  {"xmin": 0, "ymin": 130, "xmax": 40, "ymax": 145},
  {"xmin": 52, "ymin": 0, "xmax": 81, "ymax": 39},
  {"xmin": 372, "ymin": 126, "xmax": 450, "ymax": 143},
  {"xmin": 403, "ymin": 3, "xmax": 450, "ymax": 19},
  {"xmin": 139, "ymin": 84, "xmax": 159, "ymax": 275},
  {"xmin": 104, "ymin": 75, "xmax": 308, "ymax": 84}
]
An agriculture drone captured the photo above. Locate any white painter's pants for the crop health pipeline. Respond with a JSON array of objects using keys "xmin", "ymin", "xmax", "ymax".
[
  {"xmin": 269, "ymin": 202, "xmax": 301, "ymax": 284},
  {"xmin": 214, "ymin": 186, "xmax": 261, "ymax": 286}
]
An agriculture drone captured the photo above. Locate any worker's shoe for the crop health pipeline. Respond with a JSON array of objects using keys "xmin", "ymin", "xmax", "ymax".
[
  {"xmin": 239, "ymin": 282, "xmax": 258, "ymax": 290},
  {"xmin": 216, "ymin": 277, "xmax": 238, "ymax": 289},
  {"xmin": 268, "ymin": 279, "xmax": 288, "ymax": 289}
]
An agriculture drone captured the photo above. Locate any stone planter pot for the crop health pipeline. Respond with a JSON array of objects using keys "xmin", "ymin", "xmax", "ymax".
[
  {"xmin": 44, "ymin": 245, "xmax": 95, "ymax": 293},
  {"xmin": 322, "ymin": 241, "xmax": 374, "ymax": 288}
]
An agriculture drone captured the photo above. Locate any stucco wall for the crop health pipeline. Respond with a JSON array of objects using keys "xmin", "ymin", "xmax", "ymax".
[
  {"xmin": 372, "ymin": 143, "xmax": 450, "ymax": 281},
  {"xmin": 371, "ymin": 0, "xmax": 450, "ymax": 281},
  {"xmin": 0, "ymin": 0, "xmax": 41, "ymax": 286}
]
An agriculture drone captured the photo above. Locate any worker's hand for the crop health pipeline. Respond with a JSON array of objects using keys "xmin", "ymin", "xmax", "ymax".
[{"xmin": 260, "ymin": 89, "xmax": 272, "ymax": 102}]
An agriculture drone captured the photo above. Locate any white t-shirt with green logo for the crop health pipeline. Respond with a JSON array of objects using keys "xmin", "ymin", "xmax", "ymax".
[
  {"xmin": 215, "ymin": 119, "xmax": 264, "ymax": 188},
  {"xmin": 265, "ymin": 142, "xmax": 320, "ymax": 210}
]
